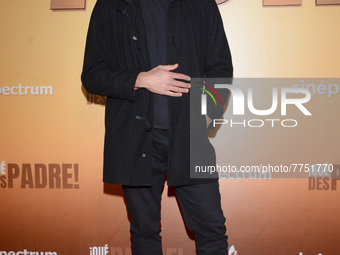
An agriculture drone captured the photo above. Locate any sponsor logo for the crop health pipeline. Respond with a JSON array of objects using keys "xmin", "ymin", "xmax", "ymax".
[
  {"xmin": 0, "ymin": 84, "xmax": 53, "ymax": 96},
  {"xmin": 0, "ymin": 250, "xmax": 57, "ymax": 255},
  {"xmin": 0, "ymin": 161, "xmax": 79, "ymax": 189},
  {"xmin": 207, "ymin": 164, "xmax": 273, "ymax": 179},
  {"xmin": 293, "ymin": 80, "xmax": 339, "ymax": 98},
  {"xmin": 299, "ymin": 253, "xmax": 323, "ymax": 255},
  {"xmin": 1, "ymin": 161, "xmax": 5, "ymax": 174},
  {"xmin": 228, "ymin": 245, "xmax": 237, "ymax": 255},
  {"xmin": 89, "ymin": 246, "xmax": 186, "ymax": 255},
  {"xmin": 86, "ymin": 92, "xmax": 106, "ymax": 105},
  {"xmin": 308, "ymin": 164, "xmax": 340, "ymax": 191},
  {"xmin": 90, "ymin": 245, "xmax": 109, "ymax": 255}
]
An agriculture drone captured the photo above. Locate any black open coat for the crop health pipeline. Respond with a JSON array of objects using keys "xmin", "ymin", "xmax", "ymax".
[{"xmin": 81, "ymin": 0, "xmax": 233, "ymax": 186}]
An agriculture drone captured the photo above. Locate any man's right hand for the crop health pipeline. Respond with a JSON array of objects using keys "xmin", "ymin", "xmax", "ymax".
[{"xmin": 134, "ymin": 63, "xmax": 191, "ymax": 97}]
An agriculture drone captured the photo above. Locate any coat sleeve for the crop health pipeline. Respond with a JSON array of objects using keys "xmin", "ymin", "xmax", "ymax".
[
  {"xmin": 204, "ymin": 0, "xmax": 233, "ymax": 128},
  {"xmin": 81, "ymin": 0, "xmax": 141, "ymax": 101}
]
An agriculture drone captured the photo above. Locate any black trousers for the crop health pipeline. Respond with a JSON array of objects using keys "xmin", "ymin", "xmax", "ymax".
[{"xmin": 122, "ymin": 129, "xmax": 228, "ymax": 255}]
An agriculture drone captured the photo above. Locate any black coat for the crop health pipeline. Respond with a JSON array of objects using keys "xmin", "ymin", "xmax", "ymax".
[{"xmin": 81, "ymin": 0, "xmax": 233, "ymax": 186}]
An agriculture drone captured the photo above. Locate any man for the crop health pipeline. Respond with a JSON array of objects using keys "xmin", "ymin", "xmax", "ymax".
[{"xmin": 81, "ymin": 0, "xmax": 233, "ymax": 254}]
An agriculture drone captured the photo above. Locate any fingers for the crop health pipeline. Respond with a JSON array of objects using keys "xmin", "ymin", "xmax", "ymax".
[
  {"xmin": 171, "ymin": 80, "xmax": 190, "ymax": 92},
  {"xmin": 158, "ymin": 63, "xmax": 178, "ymax": 71},
  {"xmin": 166, "ymin": 91, "xmax": 183, "ymax": 97},
  {"xmin": 158, "ymin": 64, "xmax": 191, "ymax": 82},
  {"xmin": 143, "ymin": 64, "xmax": 192, "ymax": 97},
  {"xmin": 169, "ymin": 86, "xmax": 188, "ymax": 94},
  {"xmin": 166, "ymin": 76, "xmax": 190, "ymax": 97},
  {"xmin": 156, "ymin": 64, "xmax": 191, "ymax": 82},
  {"xmin": 172, "ymin": 72, "xmax": 191, "ymax": 82},
  {"xmin": 163, "ymin": 81, "xmax": 189, "ymax": 97},
  {"xmin": 206, "ymin": 115, "xmax": 212, "ymax": 128}
]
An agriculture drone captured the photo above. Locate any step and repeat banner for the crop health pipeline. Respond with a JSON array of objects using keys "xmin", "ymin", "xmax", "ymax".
[{"xmin": 1, "ymin": 0, "xmax": 339, "ymax": 255}]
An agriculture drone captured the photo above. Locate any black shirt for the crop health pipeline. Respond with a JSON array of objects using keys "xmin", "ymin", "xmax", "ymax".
[{"xmin": 140, "ymin": 0, "xmax": 170, "ymax": 129}]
